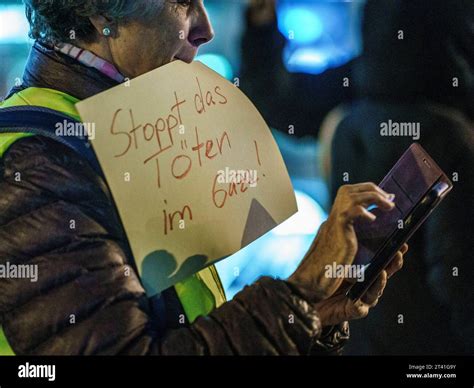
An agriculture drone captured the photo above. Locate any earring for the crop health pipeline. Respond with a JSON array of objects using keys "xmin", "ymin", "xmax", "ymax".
[{"xmin": 102, "ymin": 27, "xmax": 111, "ymax": 37}]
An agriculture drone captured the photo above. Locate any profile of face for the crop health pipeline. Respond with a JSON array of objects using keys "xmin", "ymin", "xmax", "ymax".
[{"xmin": 89, "ymin": 0, "xmax": 214, "ymax": 78}]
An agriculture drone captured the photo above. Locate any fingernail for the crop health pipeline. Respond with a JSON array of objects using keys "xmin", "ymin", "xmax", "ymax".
[{"xmin": 387, "ymin": 194, "xmax": 395, "ymax": 201}]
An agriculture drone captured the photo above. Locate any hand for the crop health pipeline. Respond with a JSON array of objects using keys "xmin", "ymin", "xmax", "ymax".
[
  {"xmin": 248, "ymin": 0, "xmax": 276, "ymax": 27},
  {"xmin": 315, "ymin": 244, "xmax": 408, "ymax": 326},
  {"xmin": 288, "ymin": 183, "xmax": 396, "ymax": 301}
]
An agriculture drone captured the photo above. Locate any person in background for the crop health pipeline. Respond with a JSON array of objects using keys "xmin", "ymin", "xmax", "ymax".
[
  {"xmin": 329, "ymin": 0, "xmax": 474, "ymax": 355},
  {"xmin": 240, "ymin": 0, "xmax": 354, "ymax": 138}
]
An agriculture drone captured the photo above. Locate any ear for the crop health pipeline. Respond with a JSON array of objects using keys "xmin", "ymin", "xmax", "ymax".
[{"xmin": 89, "ymin": 15, "xmax": 116, "ymax": 38}]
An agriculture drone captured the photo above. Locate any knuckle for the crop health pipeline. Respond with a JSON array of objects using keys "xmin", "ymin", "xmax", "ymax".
[
  {"xmin": 370, "ymin": 299, "xmax": 379, "ymax": 308},
  {"xmin": 352, "ymin": 205, "xmax": 364, "ymax": 217},
  {"xmin": 339, "ymin": 209, "xmax": 351, "ymax": 221},
  {"xmin": 368, "ymin": 182, "xmax": 378, "ymax": 191},
  {"xmin": 362, "ymin": 182, "xmax": 377, "ymax": 191},
  {"xmin": 372, "ymin": 192, "xmax": 386, "ymax": 203},
  {"xmin": 358, "ymin": 307, "xmax": 369, "ymax": 318},
  {"xmin": 397, "ymin": 257, "xmax": 404, "ymax": 269},
  {"xmin": 337, "ymin": 185, "xmax": 349, "ymax": 196}
]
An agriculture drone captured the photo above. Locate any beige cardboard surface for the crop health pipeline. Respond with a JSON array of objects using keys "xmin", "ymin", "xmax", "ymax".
[{"xmin": 76, "ymin": 60, "xmax": 297, "ymax": 295}]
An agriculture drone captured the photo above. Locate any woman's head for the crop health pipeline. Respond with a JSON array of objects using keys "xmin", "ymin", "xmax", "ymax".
[{"xmin": 24, "ymin": 0, "xmax": 214, "ymax": 78}]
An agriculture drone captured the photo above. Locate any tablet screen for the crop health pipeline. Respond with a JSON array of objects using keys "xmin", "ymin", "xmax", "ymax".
[{"xmin": 353, "ymin": 144, "xmax": 442, "ymax": 266}]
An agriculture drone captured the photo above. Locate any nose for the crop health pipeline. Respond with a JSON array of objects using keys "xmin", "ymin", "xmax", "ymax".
[{"xmin": 188, "ymin": 3, "xmax": 215, "ymax": 48}]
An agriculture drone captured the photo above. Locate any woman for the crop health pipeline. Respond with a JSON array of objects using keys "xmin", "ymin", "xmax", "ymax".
[{"xmin": 0, "ymin": 0, "xmax": 405, "ymax": 355}]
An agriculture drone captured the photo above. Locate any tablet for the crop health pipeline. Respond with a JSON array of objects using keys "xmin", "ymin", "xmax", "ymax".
[{"xmin": 347, "ymin": 143, "xmax": 453, "ymax": 301}]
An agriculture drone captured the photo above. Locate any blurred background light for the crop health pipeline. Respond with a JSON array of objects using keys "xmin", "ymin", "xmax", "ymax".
[
  {"xmin": 277, "ymin": 0, "xmax": 363, "ymax": 74},
  {"xmin": 278, "ymin": 6, "xmax": 324, "ymax": 44},
  {"xmin": 284, "ymin": 45, "xmax": 353, "ymax": 74},
  {"xmin": 195, "ymin": 53, "xmax": 234, "ymax": 81},
  {"xmin": 216, "ymin": 189, "xmax": 327, "ymax": 298},
  {"xmin": 272, "ymin": 190, "xmax": 324, "ymax": 236},
  {"xmin": 0, "ymin": 4, "xmax": 30, "ymax": 44}
]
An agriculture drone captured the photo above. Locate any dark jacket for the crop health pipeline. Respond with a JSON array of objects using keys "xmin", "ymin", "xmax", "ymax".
[
  {"xmin": 330, "ymin": 0, "xmax": 474, "ymax": 355},
  {"xmin": 0, "ymin": 41, "xmax": 349, "ymax": 355}
]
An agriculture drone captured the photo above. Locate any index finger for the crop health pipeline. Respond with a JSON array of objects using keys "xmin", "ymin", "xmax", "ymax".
[{"xmin": 348, "ymin": 182, "xmax": 392, "ymax": 198}]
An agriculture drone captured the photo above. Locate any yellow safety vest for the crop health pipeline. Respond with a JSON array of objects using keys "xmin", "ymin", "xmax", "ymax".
[{"xmin": 0, "ymin": 87, "xmax": 226, "ymax": 355}]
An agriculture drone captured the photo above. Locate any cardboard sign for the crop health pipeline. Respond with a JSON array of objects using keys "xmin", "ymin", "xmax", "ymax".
[{"xmin": 76, "ymin": 61, "xmax": 297, "ymax": 295}]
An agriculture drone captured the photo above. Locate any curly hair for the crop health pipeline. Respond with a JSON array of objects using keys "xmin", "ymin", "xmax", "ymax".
[{"xmin": 23, "ymin": 0, "xmax": 150, "ymax": 44}]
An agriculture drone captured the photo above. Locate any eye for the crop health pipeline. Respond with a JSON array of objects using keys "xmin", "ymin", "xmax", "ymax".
[{"xmin": 175, "ymin": 0, "xmax": 192, "ymax": 6}]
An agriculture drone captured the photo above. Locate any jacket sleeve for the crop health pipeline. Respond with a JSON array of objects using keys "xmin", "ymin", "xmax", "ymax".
[{"xmin": 0, "ymin": 136, "xmax": 334, "ymax": 355}]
